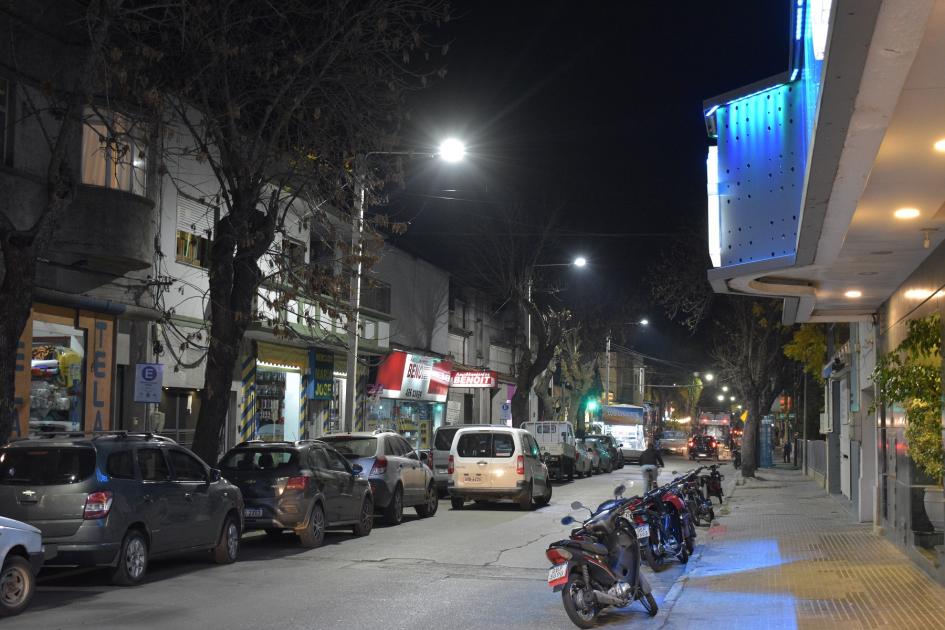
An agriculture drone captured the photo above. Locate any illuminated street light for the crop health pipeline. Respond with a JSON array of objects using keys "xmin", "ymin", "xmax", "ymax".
[
  {"xmin": 716, "ymin": 394, "xmax": 724, "ymax": 401},
  {"xmin": 704, "ymin": 373, "xmax": 714, "ymax": 382},
  {"xmin": 639, "ymin": 318, "xmax": 649, "ymax": 326},
  {"xmin": 574, "ymin": 256, "xmax": 587, "ymax": 267},
  {"xmin": 729, "ymin": 396, "xmax": 735, "ymax": 401},
  {"xmin": 438, "ymin": 138, "xmax": 466, "ymax": 162},
  {"xmin": 722, "ymin": 385, "xmax": 729, "ymax": 392}
]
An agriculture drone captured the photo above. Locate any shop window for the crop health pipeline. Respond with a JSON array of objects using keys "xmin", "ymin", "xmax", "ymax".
[
  {"xmin": 29, "ymin": 320, "xmax": 86, "ymax": 434},
  {"xmin": 81, "ymin": 109, "xmax": 148, "ymax": 196},
  {"xmin": 0, "ymin": 77, "xmax": 13, "ymax": 166}
]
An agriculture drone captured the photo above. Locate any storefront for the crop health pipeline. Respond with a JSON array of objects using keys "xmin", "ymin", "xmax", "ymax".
[
  {"xmin": 239, "ymin": 342, "xmax": 342, "ymax": 443},
  {"xmin": 365, "ymin": 351, "xmax": 451, "ymax": 449},
  {"xmin": 13, "ymin": 303, "xmax": 116, "ymax": 438}
]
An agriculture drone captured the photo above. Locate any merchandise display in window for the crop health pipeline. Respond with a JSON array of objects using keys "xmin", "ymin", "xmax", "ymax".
[
  {"xmin": 29, "ymin": 323, "xmax": 86, "ymax": 434},
  {"xmin": 256, "ymin": 370, "xmax": 286, "ymax": 441}
]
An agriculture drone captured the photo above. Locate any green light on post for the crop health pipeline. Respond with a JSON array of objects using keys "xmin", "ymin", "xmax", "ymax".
[{"xmin": 586, "ymin": 399, "xmax": 599, "ymax": 412}]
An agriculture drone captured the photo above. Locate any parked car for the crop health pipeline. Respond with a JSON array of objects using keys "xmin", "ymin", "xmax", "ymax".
[
  {"xmin": 0, "ymin": 517, "xmax": 43, "ymax": 617},
  {"xmin": 321, "ymin": 431, "xmax": 438, "ymax": 525},
  {"xmin": 431, "ymin": 424, "xmax": 496, "ymax": 497},
  {"xmin": 522, "ymin": 421, "xmax": 577, "ymax": 481},
  {"xmin": 582, "ymin": 437, "xmax": 613, "ymax": 473},
  {"xmin": 688, "ymin": 434, "xmax": 719, "ymax": 461},
  {"xmin": 578, "ymin": 439, "xmax": 600, "ymax": 474},
  {"xmin": 218, "ymin": 440, "xmax": 373, "ymax": 547},
  {"xmin": 598, "ymin": 434, "xmax": 625, "ymax": 468},
  {"xmin": 448, "ymin": 427, "xmax": 552, "ymax": 510},
  {"xmin": 573, "ymin": 440, "xmax": 594, "ymax": 478},
  {"xmin": 0, "ymin": 432, "xmax": 243, "ymax": 586}
]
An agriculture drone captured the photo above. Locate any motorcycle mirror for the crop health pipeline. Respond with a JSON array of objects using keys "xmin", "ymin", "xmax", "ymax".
[
  {"xmin": 570, "ymin": 501, "xmax": 585, "ymax": 511},
  {"xmin": 613, "ymin": 484, "xmax": 626, "ymax": 497},
  {"xmin": 561, "ymin": 515, "xmax": 576, "ymax": 526},
  {"xmin": 672, "ymin": 470, "xmax": 678, "ymax": 475}
]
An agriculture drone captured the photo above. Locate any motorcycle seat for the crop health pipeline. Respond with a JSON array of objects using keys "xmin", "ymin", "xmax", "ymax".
[{"xmin": 562, "ymin": 539, "xmax": 609, "ymax": 556}]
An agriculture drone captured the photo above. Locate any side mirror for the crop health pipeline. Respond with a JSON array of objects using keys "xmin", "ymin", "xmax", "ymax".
[
  {"xmin": 570, "ymin": 500, "xmax": 585, "ymax": 511},
  {"xmin": 351, "ymin": 463, "xmax": 363, "ymax": 475},
  {"xmin": 209, "ymin": 468, "xmax": 222, "ymax": 482},
  {"xmin": 672, "ymin": 470, "xmax": 678, "ymax": 474},
  {"xmin": 407, "ymin": 451, "xmax": 419, "ymax": 460},
  {"xmin": 614, "ymin": 484, "xmax": 626, "ymax": 497},
  {"xmin": 561, "ymin": 515, "xmax": 576, "ymax": 525}
]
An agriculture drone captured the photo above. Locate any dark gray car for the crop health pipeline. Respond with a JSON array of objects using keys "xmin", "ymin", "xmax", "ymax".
[
  {"xmin": 218, "ymin": 440, "xmax": 373, "ymax": 547},
  {"xmin": 0, "ymin": 433, "xmax": 243, "ymax": 586}
]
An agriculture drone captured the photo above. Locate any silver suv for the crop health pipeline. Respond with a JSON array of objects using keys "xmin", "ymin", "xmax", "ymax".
[
  {"xmin": 321, "ymin": 431, "xmax": 438, "ymax": 525},
  {"xmin": 0, "ymin": 432, "xmax": 243, "ymax": 586}
]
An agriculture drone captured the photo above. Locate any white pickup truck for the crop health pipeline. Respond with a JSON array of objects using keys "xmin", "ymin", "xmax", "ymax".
[{"xmin": 522, "ymin": 421, "xmax": 576, "ymax": 481}]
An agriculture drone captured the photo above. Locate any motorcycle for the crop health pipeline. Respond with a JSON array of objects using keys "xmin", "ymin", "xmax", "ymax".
[
  {"xmin": 628, "ymin": 477, "xmax": 694, "ymax": 570},
  {"xmin": 701, "ymin": 464, "xmax": 725, "ymax": 505},
  {"xmin": 732, "ymin": 447, "xmax": 741, "ymax": 470},
  {"xmin": 679, "ymin": 468, "xmax": 714, "ymax": 526},
  {"xmin": 547, "ymin": 485, "xmax": 658, "ymax": 628}
]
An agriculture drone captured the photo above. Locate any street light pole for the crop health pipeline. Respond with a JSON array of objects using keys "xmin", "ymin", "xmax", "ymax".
[{"xmin": 341, "ymin": 140, "xmax": 466, "ymax": 434}]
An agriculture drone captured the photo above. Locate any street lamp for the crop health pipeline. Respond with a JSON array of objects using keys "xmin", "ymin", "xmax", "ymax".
[
  {"xmin": 722, "ymin": 385, "xmax": 729, "ymax": 392},
  {"xmin": 729, "ymin": 396, "xmax": 735, "ymax": 401},
  {"xmin": 343, "ymin": 140, "xmax": 466, "ymax": 432},
  {"xmin": 704, "ymin": 373, "xmax": 715, "ymax": 382},
  {"xmin": 605, "ymin": 318, "xmax": 650, "ymax": 407},
  {"xmin": 717, "ymin": 394, "xmax": 725, "ymax": 402}
]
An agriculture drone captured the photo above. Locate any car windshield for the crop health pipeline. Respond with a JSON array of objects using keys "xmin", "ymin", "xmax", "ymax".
[
  {"xmin": 433, "ymin": 427, "xmax": 460, "ymax": 451},
  {"xmin": 0, "ymin": 447, "xmax": 96, "ymax": 485},
  {"xmin": 220, "ymin": 448, "xmax": 298, "ymax": 472},
  {"xmin": 320, "ymin": 437, "xmax": 378, "ymax": 459},
  {"xmin": 456, "ymin": 432, "xmax": 514, "ymax": 458}
]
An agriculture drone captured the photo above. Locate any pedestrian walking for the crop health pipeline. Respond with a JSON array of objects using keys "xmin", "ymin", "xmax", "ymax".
[{"xmin": 783, "ymin": 440, "xmax": 792, "ymax": 463}]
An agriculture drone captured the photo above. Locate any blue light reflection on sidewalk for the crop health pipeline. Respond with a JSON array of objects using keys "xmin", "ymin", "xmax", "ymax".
[{"xmin": 688, "ymin": 538, "xmax": 786, "ymax": 578}]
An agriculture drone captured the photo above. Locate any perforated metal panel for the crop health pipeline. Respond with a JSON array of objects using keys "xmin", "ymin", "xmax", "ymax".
[{"xmin": 706, "ymin": 0, "xmax": 828, "ymax": 269}]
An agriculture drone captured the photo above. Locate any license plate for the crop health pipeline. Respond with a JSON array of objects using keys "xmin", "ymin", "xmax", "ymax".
[
  {"xmin": 462, "ymin": 475, "xmax": 482, "ymax": 483},
  {"xmin": 547, "ymin": 563, "xmax": 568, "ymax": 585},
  {"xmin": 634, "ymin": 524, "xmax": 650, "ymax": 539},
  {"xmin": 243, "ymin": 507, "xmax": 263, "ymax": 518}
]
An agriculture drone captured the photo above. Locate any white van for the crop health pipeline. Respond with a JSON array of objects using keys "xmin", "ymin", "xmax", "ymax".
[{"xmin": 447, "ymin": 427, "xmax": 552, "ymax": 510}]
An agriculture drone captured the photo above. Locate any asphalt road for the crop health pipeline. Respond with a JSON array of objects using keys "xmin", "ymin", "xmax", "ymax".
[{"xmin": 19, "ymin": 455, "xmax": 699, "ymax": 630}]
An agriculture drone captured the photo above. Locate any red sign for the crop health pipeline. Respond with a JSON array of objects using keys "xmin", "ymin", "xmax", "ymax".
[
  {"xmin": 375, "ymin": 351, "xmax": 452, "ymax": 402},
  {"xmin": 450, "ymin": 370, "xmax": 497, "ymax": 388}
]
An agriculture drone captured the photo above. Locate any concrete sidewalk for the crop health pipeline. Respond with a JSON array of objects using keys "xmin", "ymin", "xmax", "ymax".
[{"xmin": 657, "ymin": 465, "xmax": 945, "ymax": 629}]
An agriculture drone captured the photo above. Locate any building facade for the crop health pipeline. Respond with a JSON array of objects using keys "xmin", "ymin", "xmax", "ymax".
[{"xmin": 704, "ymin": 0, "xmax": 945, "ymax": 580}]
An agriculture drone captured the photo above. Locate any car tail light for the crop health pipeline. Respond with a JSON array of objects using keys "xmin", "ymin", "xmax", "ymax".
[
  {"xmin": 371, "ymin": 456, "xmax": 388, "ymax": 476},
  {"xmin": 516, "ymin": 455, "xmax": 525, "ymax": 476},
  {"xmin": 83, "ymin": 491, "xmax": 113, "ymax": 520},
  {"xmin": 545, "ymin": 547, "xmax": 572, "ymax": 564},
  {"xmin": 285, "ymin": 476, "xmax": 309, "ymax": 491},
  {"xmin": 447, "ymin": 455, "xmax": 454, "ymax": 475}
]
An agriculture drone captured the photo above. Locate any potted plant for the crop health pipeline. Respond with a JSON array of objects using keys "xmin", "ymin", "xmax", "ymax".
[{"xmin": 872, "ymin": 314, "xmax": 945, "ymax": 532}]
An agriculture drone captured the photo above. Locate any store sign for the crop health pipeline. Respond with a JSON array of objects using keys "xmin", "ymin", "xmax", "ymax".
[
  {"xmin": 375, "ymin": 351, "xmax": 452, "ymax": 402},
  {"xmin": 310, "ymin": 350, "xmax": 333, "ymax": 400},
  {"xmin": 134, "ymin": 363, "xmax": 164, "ymax": 404},
  {"xmin": 450, "ymin": 370, "xmax": 497, "ymax": 388}
]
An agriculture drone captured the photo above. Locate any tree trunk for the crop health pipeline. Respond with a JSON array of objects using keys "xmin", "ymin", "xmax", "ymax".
[
  {"xmin": 190, "ymin": 212, "xmax": 266, "ymax": 464},
  {"xmin": 0, "ymin": 240, "xmax": 37, "ymax": 443},
  {"xmin": 741, "ymin": 395, "xmax": 761, "ymax": 477},
  {"xmin": 511, "ymin": 384, "xmax": 529, "ymax": 428},
  {"xmin": 534, "ymin": 370, "xmax": 554, "ymax": 421}
]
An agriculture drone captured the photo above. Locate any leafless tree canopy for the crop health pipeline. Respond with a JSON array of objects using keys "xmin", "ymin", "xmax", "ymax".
[{"xmin": 649, "ymin": 234, "xmax": 714, "ymax": 332}]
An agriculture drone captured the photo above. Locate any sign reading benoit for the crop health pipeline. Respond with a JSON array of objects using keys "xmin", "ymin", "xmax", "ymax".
[{"xmin": 450, "ymin": 370, "xmax": 498, "ymax": 388}]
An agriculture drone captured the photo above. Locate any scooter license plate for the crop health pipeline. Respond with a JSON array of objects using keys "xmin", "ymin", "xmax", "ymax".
[
  {"xmin": 547, "ymin": 563, "xmax": 568, "ymax": 586},
  {"xmin": 634, "ymin": 524, "xmax": 650, "ymax": 539}
]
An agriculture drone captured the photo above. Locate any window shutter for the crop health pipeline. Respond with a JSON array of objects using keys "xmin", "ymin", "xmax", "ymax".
[{"xmin": 177, "ymin": 195, "xmax": 214, "ymax": 237}]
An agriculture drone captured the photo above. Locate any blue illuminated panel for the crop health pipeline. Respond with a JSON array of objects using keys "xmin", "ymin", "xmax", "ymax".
[{"xmin": 707, "ymin": 0, "xmax": 828, "ymax": 268}]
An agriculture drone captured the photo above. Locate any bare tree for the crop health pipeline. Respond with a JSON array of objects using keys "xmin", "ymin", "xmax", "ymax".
[
  {"xmin": 649, "ymin": 234, "xmax": 715, "ymax": 333},
  {"xmin": 0, "ymin": 0, "xmax": 122, "ymax": 444},
  {"xmin": 110, "ymin": 0, "xmax": 450, "ymax": 462},
  {"xmin": 460, "ymin": 205, "xmax": 569, "ymax": 426},
  {"xmin": 711, "ymin": 297, "xmax": 794, "ymax": 477},
  {"xmin": 558, "ymin": 328, "xmax": 599, "ymax": 435}
]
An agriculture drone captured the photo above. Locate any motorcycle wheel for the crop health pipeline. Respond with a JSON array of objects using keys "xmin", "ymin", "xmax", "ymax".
[
  {"xmin": 677, "ymin": 545, "xmax": 689, "ymax": 564},
  {"xmin": 707, "ymin": 507, "xmax": 715, "ymax": 522},
  {"xmin": 645, "ymin": 542, "xmax": 663, "ymax": 571},
  {"xmin": 561, "ymin": 573, "xmax": 598, "ymax": 629},
  {"xmin": 640, "ymin": 592, "xmax": 658, "ymax": 617},
  {"xmin": 689, "ymin": 503, "xmax": 702, "ymax": 527},
  {"xmin": 685, "ymin": 534, "xmax": 695, "ymax": 555}
]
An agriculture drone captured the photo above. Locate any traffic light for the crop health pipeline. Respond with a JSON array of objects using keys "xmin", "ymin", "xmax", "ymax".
[{"xmin": 586, "ymin": 398, "xmax": 599, "ymax": 412}]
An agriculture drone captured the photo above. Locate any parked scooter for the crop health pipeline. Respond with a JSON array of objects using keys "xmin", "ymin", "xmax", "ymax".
[
  {"xmin": 701, "ymin": 464, "xmax": 725, "ymax": 505},
  {"xmin": 627, "ymin": 475, "xmax": 694, "ymax": 570},
  {"xmin": 679, "ymin": 467, "xmax": 714, "ymax": 526},
  {"xmin": 546, "ymin": 486, "xmax": 658, "ymax": 628}
]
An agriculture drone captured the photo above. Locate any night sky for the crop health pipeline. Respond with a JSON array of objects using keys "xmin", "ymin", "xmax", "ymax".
[{"xmin": 388, "ymin": 0, "xmax": 790, "ymax": 371}]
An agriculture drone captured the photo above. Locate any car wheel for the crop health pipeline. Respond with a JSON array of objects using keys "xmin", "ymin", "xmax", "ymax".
[
  {"xmin": 567, "ymin": 460, "xmax": 574, "ymax": 482},
  {"xmin": 383, "ymin": 484, "xmax": 404, "ymax": 525},
  {"xmin": 111, "ymin": 529, "xmax": 149, "ymax": 586},
  {"xmin": 352, "ymin": 496, "xmax": 374, "ymax": 537},
  {"xmin": 450, "ymin": 497, "xmax": 464, "ymax": 510},
  {"xmin": 299, "ymin": 503, "xmax": 326, "ymax": 548},
  {"xmin": 213, "ymin": 515, "xmax": 241, "ymax": 563},
  {"xmin": 518, "ymin": 482, "xmax": 533, "ymax": 510},
  {"xmin": 535, "ymin": 480, "xmax": 552, "ymax": 507},
  {"xmin": 0, "ymin": 556, "xmax": 34, "ymax": 617},
  {"xmin": 416, "ymin": 484, "xmax": 439, "ymax": 518}
]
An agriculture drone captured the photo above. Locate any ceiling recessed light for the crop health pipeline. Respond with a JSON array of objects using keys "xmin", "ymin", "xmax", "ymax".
[
  {"xmin": 844, "ymin": 290, "xmax": 863, "ymax": 298},
  {"xmin": 935, "ymin": 138, "xmax": 945, "ymax": 152},
  {"xmin": 858, "ymin": 271, "xmax": 878, "ymax": 276},
  {"xmin": 894, "ymin": 207, "xmax": 921, "ymax": 220}
]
